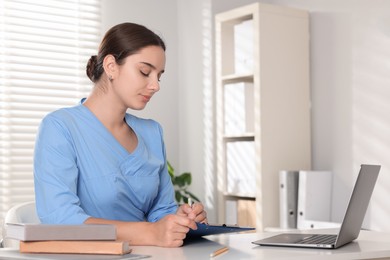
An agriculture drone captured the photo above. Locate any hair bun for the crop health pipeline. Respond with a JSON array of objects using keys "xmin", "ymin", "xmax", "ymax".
[{"xmin": 86, "ymin": 55, "xmax": 98, "ymax": 82}]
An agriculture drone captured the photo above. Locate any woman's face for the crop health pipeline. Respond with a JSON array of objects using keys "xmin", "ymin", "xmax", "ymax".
[{"xmin": 113, "ymin": 45, "xmax": 166, "ymax": 110}]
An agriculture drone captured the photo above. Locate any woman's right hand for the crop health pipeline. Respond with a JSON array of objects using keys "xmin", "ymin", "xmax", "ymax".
[
  {"xmin": 85, "ymin": 215, "xmax": 197, "ymax": 247},
  {"xmin": 151, "ymin": 214, "xmax": 197, "ymax": 247}
]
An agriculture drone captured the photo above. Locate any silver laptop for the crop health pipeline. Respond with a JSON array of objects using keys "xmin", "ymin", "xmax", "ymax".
[{"xmin": 252, "ymin": 164, "xmax": 381, "ymax": 249}]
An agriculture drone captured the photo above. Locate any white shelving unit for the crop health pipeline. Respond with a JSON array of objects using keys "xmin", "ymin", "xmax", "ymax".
[{"xmin": 215, "ymin": 3, "xmax": 312, "ymax": 230}]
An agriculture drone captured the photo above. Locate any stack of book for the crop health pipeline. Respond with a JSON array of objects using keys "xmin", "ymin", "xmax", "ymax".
[{"xmin": 5, "ymin": 223, "xmax": 131, "ymax": 255}]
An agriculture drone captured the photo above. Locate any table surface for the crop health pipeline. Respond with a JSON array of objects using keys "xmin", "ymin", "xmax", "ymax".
[{"xmin": 1, "ymin": 229, "xmax": 390, "ymax": 260}]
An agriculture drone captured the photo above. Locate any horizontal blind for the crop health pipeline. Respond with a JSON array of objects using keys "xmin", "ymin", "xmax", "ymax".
[{"xmin": 0, "ymin": 0, "xmax": 101, "ymax": 220}]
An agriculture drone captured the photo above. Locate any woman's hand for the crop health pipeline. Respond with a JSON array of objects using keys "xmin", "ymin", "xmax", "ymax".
[
  {"xmin": 151, "ymin": 214, "xmax": 197, "ymax": 247},
  {"xmin": 150, "ymin": 202, "xmax": 208, "ymax": 247},
  {"xmin": 84, "ymin": 202, "xmax": 208, "ymax": 248},
  {"xmin": 177, "ymin": 202, "xmax": 208, "ymax": 223}
]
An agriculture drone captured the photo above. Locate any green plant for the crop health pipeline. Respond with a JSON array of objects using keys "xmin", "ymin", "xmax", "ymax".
[{"xmin": 167, "ymin": 161, "xmax": 200, "ymax": 204}]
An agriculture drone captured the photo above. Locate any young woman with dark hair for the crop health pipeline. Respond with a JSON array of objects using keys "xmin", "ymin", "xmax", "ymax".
[{"xmin": 33, "ymin": 22, "xmax": 207, "ymax": 247}]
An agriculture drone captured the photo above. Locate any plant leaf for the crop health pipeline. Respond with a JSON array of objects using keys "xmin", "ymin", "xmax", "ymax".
[
  {"xmin": 167, "ymin": 160, "xmax": 201, "ymax": 203},
  {"xmin": 176, "ymin": 173, "xmax": 191, "ymax": 187},
  {"xmin": 171, "ymin": 176, "xmax": 179, "ymax": 186},
  {"xmin": 175, "ymin": 175, "xmax": 186, "ymax": 187},
  {"xmin": 167, "ymin": 161, "xmax": 174, "ymax": 178},
  {"xmin": 175, "ymin": 190, "xmax": 182, "ymax": 203},
  {"xmin": 181, "ymin": 172, "xmax": 192, "ymax": 185}
]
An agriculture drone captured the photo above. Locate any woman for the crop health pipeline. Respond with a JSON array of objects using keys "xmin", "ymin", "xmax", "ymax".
[{"xmin": 33, "ymin": 22, "xmax": 207, "ymax": 247}]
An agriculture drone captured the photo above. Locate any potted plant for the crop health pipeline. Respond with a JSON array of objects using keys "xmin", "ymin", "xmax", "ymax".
[{"xmin": 167, "ymin": 161, "xmax": 200, "ymax": 204}]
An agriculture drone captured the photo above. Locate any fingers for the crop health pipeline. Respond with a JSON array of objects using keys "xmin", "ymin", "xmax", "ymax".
[
  {"xmin": 195, "ymin": 209, "xmax": 207, "ymax": 223},
  {"xmin": 155, "ymin": 214, "xmax": 196, "ymax": 247},
  {"xmin": 177, "ymin": 202, "xmax": 208, "ymax": 224},
  {"xmin": 155, "ymin": 203, "xmax": 208, "ymax": 248},
  {"xmin": 185, "ymin": 202, "xmax": 207, "ymax": 222},
  {"xmin": 172, "ymin": 218, "xmax": 194, "ymax": 232},
  {"xmin": 176, "ymin": 214, "xmax": 197, "ymax": 230},
  {"xmin": 177, "ymin": 203, "xmax": 192, "ymax": 216}
]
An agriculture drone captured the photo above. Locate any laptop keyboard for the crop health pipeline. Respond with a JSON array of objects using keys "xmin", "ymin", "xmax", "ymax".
[{"xmin": 295, "ymin": 234, "xmax": 337, "ymax": 245}]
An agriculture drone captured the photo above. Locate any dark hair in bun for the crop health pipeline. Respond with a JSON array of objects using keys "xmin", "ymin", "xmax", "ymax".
[{"xmin": 86, "ymin": 22, "xmax": 166, "ymax": 83}]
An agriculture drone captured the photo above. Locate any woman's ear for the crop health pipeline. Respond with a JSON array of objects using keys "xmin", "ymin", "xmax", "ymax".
[{"xmin": 102, "ymin": 54, "xmax": 117, "ymax": 80}]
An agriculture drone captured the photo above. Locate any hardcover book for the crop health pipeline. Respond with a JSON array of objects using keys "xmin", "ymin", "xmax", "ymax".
[
  {"xmin": 19, "ymin": 240, "xmax": 131, "ymax": 255},
  {"xmin": 5, "ymin": 223, "xmax": 116, "ymax": 241}
]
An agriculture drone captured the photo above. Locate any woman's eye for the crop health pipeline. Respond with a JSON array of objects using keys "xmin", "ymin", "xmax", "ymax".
[{"xmin": 140, "ymin": 71, "xmax": 149, "ymax": 77}]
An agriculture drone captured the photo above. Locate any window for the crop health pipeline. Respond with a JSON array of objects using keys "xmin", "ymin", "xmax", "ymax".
[{"xmin": 0, "ymin": 0, "xmax": 101, "ymax": 219}]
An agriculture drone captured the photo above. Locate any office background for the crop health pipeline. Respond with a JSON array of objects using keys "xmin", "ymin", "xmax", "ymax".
[
  {"xmin": 102, "ymin": 0, "xmax": 390, "ymax": 231},
  {"xmin": 1, "ymin": 0, "xmax": 388, "ymax": 233}
]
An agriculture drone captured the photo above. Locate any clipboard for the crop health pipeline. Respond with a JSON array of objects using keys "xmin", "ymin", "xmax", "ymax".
[{"xmin": 187, "ymin": 223, "xmax": 255, "ymax": 238}]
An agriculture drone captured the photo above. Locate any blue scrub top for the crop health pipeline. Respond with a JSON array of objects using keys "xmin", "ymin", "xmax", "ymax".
[{"xmin": 33, "ymin": 103, "xmax": 178, "ymax": 224}]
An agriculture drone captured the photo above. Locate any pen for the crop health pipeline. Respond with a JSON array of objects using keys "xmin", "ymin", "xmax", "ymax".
[
  {"xmin": 210, "ymin": 246, "xmax": 229, "ymax": 258},
  {"xmin": 188, "ymin": 198, "xmax": 193, "ymax": 208}
]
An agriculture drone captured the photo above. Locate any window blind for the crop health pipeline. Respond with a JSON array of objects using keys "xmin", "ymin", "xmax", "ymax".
[{"xmin": 0, "ymin": 0, "xmax": 101, "ymax": 219}]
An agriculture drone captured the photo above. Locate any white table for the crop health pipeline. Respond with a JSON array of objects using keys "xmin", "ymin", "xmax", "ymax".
[{"xmin": 1, "ymin": 229, "xmax": 390, "ymax": 259}]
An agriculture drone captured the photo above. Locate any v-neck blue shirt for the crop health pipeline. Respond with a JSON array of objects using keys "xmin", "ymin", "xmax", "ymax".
[{"xmin": 33, "ymin": 103, "xmax": 178, "ymax": 224}]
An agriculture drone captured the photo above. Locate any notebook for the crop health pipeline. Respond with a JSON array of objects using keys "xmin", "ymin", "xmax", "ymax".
[{"xmin": 252, "ymin": 164, "xmax": 381, "ymax": 249}]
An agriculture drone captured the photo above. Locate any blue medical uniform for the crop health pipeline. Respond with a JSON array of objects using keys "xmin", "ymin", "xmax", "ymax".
[{"xmin": 33, "ymin": 103, "xmax": 177, "ymax": 224}]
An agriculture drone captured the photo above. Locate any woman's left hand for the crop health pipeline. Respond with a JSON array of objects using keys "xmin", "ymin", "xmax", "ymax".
[{"xmin": 177, "ymin": 202, "xmax": 208, "ymax": 224}]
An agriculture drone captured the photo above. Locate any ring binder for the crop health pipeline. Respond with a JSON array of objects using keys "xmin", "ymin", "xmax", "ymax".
[{"xmin": 279, "ymin": 171, "xmax": 299, "ymax": 229}]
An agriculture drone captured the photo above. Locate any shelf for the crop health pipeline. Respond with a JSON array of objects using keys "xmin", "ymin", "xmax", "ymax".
[
  {"xmin": 215, "ymin": 3, "xmax": 311, "ymax": 230},
  {"xmin": 221, "ymin": 73, "xmax": 253, "ymax": 83},
  {"xmin": 223, "ymin": 133, "xmax": 254, "ymax": 141},
  {"xmin": 224, "ymin": 193, "xmax": 256, "ymax": 200}
]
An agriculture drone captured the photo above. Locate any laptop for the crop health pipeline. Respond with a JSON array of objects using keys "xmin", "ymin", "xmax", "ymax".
[{"xmin": 252, "ymin": 164, "xmax": 381, "ymax": 249}]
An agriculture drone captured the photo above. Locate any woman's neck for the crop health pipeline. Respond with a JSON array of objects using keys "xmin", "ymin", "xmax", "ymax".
[{"xmin": 83, "ymin": 88, "xmax": 128, "ymax": 131}]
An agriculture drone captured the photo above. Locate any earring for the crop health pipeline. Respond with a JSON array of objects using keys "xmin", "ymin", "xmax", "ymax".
[{"xmin": 108, "ymin": 75, "xmax": 113, "ymax": 81}]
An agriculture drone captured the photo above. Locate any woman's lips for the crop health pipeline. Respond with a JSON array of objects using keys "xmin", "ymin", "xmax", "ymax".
[{"xmin": 141, "ymin": 95, "xmax": 151, "ymax": 102}]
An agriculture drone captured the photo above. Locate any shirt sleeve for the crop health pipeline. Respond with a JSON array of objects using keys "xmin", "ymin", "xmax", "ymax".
[
  {"xmin": 34, "ymin": 114, "xmax": 90, "ymax": 224},
  {"xmin": 145, "ymin": 122, "xmax": 178, "ymax": 222}
]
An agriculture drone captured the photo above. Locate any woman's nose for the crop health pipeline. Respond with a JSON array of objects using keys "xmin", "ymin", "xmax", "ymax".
[{"xmin": 149, "ymin": 79, "xmax": 160, "ymax": 92}]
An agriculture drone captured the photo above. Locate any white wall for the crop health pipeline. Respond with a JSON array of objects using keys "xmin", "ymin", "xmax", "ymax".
[
  {"xmin": 103, "ymin": 0, "xmax": 390, "ymax": 230},
  {"xmin": 176, "ymin": 0, "xmax": 215, "ymax": 221}
]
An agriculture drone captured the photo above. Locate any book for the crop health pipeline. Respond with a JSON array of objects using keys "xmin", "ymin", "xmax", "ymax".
[
  {"xmin": 19, "ymin": 240, "xmax": 131, "ymax": 255},
  {"xmin": 5, "ymin": 223, "xmax": 116, "ymax": 241}
]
